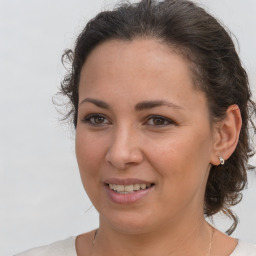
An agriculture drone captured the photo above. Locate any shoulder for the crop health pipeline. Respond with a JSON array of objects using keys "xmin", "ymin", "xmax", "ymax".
[
  {"xmin": 230, "ymin": 240, "xmax": 256, "ymax": 256},
  {"xmin": 14, "ymin": 236, "xmax": 77, "ymax": 256}
]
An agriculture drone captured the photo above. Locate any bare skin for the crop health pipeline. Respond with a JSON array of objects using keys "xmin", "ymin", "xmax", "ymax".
[
  {"xmin": 76, "ymin": 228, "xmax": 238, "ymax": 256},
  {"xmin": 75, "ymin": 38, "xmax": 241, "ymax": 256},
  {"xmin": 76, "ymin": 231, "xmax": 95, "ymax": 256}
]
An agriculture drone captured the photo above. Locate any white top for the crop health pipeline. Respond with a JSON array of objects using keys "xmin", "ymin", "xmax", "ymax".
[{"xmin": 15, "ymin": 237, "xmax": 256, "ymax": 256}]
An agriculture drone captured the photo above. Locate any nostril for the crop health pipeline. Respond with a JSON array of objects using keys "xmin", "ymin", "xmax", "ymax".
[{"xmin": 105, "ymin": 140, "xmax": 144, "ymax": 169}]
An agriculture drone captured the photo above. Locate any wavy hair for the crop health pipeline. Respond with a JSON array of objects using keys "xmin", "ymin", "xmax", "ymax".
[{"xmin": 58, "ymin": 0, "xmax": 256, "ymax": 234}]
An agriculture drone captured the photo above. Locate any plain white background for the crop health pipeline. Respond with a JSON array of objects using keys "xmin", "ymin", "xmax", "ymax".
[{"xmin": 0, "ymin": 0, "xmax": 255, "ymax": 255}]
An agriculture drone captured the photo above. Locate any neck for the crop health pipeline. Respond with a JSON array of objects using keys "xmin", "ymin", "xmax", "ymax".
[{"xmin": 93, "ymin": 214, "xmax": 213, "ymax": 256}]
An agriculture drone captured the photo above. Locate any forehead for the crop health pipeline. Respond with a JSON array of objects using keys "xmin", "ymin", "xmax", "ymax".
[
  {"xmin": 79, "ymin": 38, "xmax": 207, "ymax": 114},
  {"xmin": 80, "ymin": 39, "xmax": 193, "ymax": 89}
]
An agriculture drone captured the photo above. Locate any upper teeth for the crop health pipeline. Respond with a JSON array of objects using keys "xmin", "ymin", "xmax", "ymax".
[{"xmin": 109, "ymin": 184, "xmax": 151, "ymax": 193}]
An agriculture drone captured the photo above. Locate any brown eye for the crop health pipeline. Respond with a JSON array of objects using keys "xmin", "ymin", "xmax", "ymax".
[
  {"xmin": 152, "ymin": 117, "xmax": 166, "ymax": 125},
  {"xmin": 83, "ymin": 114, "xmax": 110, "ymax": 126},
  {"xmin": 146, "ymin": 115, "xmax": 175, "ymax": 127},
  {"xmin": 93, "ymin": 116, "xmax": 105, "ymax": 124}
]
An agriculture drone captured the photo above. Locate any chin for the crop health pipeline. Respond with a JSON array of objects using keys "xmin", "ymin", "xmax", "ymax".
[{"xmin": 100, "ymin": 211, "xmax": 158, "ymax": 235}]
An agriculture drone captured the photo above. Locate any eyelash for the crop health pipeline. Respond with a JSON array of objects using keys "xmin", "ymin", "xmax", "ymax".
[
  {"xmin": 83, "ymin": 114, "xmax": 110, "ymax": 126},
  {"xmin": 82, "ymin": 114, "xmax": 176, "ymax": 127},
  {"xmin": 146, "ymin": 115, "xmax": 176, "ymax": 127}
]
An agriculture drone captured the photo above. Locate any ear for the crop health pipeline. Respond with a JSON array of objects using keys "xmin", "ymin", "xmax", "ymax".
[{"xmin": 210, "ymin": 104, "xmax": 242, "ymax": 166}]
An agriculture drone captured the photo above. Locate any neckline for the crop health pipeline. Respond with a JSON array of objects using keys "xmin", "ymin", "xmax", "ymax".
[
  {"xmin": 73, "ymin": 236, "xmax": 242, "ymax": 256},
  {"xmin": 229, "ymin": 239, "xmax": 240, "ymax": 256}
]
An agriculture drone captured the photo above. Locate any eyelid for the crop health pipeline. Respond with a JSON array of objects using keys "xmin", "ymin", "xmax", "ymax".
[
  {"xmin": 145, "ymin": 115, "xmax": 176, "ymax": 126},
  {"xmin": 82, "ymin": 113, "xmax": 111, "ymax": 126},
  {"xmin": 81, "ymin": 113, "xmax": 176, "ymax": 127}
]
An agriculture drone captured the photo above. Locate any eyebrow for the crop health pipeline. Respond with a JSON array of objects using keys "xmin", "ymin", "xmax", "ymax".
[
  {"xmin": 79, "ymin": 98, "xmax": 183, "ymax": 111},
  {"xmin": 135, "ymin": 100, "xmax": 183, "ymax": 111},
  {"xmin": 79, "ymin": 98, "xmax": 110, "ymax": 109}
]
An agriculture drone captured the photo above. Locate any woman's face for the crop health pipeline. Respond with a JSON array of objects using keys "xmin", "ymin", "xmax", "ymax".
[{"xmin": 76, "ymin": 39, "xmax": 216, "ymax": 234}]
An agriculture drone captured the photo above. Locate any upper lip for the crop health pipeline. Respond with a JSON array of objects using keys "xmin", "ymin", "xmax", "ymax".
[{"xmin": 103, "ymin": 178, "xmax": 154, "ymax": 186}]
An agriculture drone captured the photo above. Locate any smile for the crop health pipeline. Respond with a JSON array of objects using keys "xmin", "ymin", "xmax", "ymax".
[
  {"xmin": 108, "ymin": 183, "xmax": 153, "ymax": 194},
  {"xmin": 104, "ymin": 178, "xmax": 155, "ymax": 204}
]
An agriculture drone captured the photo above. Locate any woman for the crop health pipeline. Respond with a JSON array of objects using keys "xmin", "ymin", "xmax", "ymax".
[{"xmin": 16, "ymin": 0, "xmax": 256, "ymax": 255}]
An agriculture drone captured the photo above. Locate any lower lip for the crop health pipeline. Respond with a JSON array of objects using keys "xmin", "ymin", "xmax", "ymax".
[{"xmin": 105, "ymin": 185, "xmax": 154, "ymax": 204}]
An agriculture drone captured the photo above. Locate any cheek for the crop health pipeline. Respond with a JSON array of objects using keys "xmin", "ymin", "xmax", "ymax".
[
  {"xmin": 146, "ymin": 129, "xmax": 212, "ymax": 189},
  {"xmin": 75, "ymin": 130, "xmax": 109, "ymax": 205},
  {"xmin": 75, "ymin": 130, "xmax": 107, "ymax": 186},
  {"xmin": 76, "ymin": 129, "xmax": 106, "ymax": 166},
  {"xmin": 148, "ymin": 134, "xmax": 211, "ymax": 214}
]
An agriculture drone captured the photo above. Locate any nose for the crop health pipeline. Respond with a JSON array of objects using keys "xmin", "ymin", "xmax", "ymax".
[{"xmin": 105, "ymin": 126, "xmax": 144, "ymax": 170}]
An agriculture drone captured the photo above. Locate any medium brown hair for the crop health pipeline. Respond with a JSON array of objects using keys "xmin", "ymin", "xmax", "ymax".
[{"xmin": 59, "ymin": 0, "xmax": 256, "ymax": 234}]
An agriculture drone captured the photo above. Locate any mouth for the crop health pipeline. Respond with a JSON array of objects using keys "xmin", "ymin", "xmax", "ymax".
[
  {"xmin": 107, "ymin": 183, "xmax": 155, "ymax": 194},
  {"xmin": 104, "ymin": 179, "xmax": 155, "ymax": 204}
]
